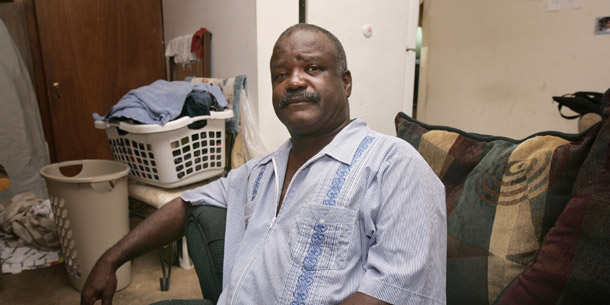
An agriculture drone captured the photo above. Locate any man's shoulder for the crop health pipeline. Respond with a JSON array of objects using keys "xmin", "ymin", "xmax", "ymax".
[
  {"xmin": 226, "ymin": 147, "xmax": 282, "ymax": 178},
  {"xmin": 366, "ymin": 129, "xmax": 420, "ymax": 156},
  {"xmin": 362, "ymin": 129, "xmax": 439, "ymax": 180},
  {"xmin": 231, "ymin": 154, "xmax": 271, "ymax": 174}
]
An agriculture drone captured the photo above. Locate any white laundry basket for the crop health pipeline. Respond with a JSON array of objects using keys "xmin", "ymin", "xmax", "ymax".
[
  {"xmin": 40, "ymin": 160, "xmax": 131, "ymax": 291},
  {"xmin": 94, "ymin": 110, "xmax": 234, "ymax": 188}
]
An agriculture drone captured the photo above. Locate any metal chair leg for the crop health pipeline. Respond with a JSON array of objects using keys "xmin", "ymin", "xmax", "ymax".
[{"xmin": 158, "ymin": 241, "xmax": 177, "ymax": 291}]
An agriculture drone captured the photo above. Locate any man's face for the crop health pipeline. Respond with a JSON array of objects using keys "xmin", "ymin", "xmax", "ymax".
[{"xmin": 270, "ymin": 30, "xmax": 352, "ymax": 138}]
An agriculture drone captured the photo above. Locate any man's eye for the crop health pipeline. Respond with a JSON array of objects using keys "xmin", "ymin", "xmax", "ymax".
[
  {"xmin": 307, "ymin": 66, "xmax": 321, "ymax": 73},
  {"xmin": 274, "ymin": 72, "xmax": 288, "ymax": 80}
]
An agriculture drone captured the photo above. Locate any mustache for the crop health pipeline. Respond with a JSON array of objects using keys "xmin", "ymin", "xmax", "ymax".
[{"xmin": 278, "ymin": 90, "xmax": 321, "ymax": 108}]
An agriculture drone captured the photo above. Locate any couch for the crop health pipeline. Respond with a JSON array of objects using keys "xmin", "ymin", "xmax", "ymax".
[{"xmin": 394, "ymin": 88, "xmax": 610, "ymax": 305}]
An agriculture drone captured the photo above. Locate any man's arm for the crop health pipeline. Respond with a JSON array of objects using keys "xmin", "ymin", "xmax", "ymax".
[
  {"xmin": 80, "ymin": 196, "xmax": 188, "ymax": 305},
  {"xmin": 340, "ymin": 292, "xmax": 391, "ymax": 305},
  {"xmin": 355, "ymin": 146, "xmax": 447, "ymax": 304}
]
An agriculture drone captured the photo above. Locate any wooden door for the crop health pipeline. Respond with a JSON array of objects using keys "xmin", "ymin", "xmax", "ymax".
[{"xmin": 34, "ymin": 0, "xmax": 165, "ymax": 162}]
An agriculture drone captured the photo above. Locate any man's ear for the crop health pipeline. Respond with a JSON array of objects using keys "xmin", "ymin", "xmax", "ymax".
[{"xmin": 343, "ymin": 69, "xmax": 352, "ymax": 98}]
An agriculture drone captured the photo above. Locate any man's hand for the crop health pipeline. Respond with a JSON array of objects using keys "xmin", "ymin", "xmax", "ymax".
[
  {"xmin": 79, "ymin": 197, "xmax": 189, "ymax": 304},
  {"xmin": 339, "ymin": 292, "xmax": 391, "ymax": 305},
  {"xmin": 80, "ymin": 257, "xmax": 118, "ymax": 305}
]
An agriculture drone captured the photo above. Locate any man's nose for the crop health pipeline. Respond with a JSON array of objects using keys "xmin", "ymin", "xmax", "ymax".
[{"xmin": 287, "ymin": 70, "xmax": 306, "ymax": 90}]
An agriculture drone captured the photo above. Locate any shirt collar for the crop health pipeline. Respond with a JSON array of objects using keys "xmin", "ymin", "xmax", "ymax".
[
  {"xmin": 321, "ymin": 118, "xmax": 370, "ymax": 165},
  {"xmin": 254, "ymin": 118, "xmax": 371, "ymax": 166}
]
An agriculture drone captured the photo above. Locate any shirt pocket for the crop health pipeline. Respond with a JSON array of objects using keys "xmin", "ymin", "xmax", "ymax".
[{"xmin": 288, "ymin": 203, "xmax": 357, "ymax": 271}]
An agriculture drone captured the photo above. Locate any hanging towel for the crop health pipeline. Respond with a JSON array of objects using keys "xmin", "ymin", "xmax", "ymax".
[
  {"xmin": 93, "ymin": 80, "xmax": 228, "ymax": 125},
  {"xmin": 165, "ymin": 34, "xmax": 198, "ymax": 64},
  {"xmin": 191, "ymin": 27, "xmax": 209, "ymax": 60}
]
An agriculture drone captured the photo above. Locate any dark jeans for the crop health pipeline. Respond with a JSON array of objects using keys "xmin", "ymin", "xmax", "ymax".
[{"xmin": 151, "ymin": 205, "xmax": 226, "ymax": 305}]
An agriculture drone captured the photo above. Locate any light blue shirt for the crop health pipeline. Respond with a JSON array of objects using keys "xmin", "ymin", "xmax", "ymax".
[{"xmin": 182, "ymin": 118, "xmax": 447, "ymax": 305}]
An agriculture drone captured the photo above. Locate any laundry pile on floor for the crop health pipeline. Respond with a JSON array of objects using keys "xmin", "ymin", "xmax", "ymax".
[{"xmin": 0, "ymin": 192, "xmax": 62, "ymax": 274}]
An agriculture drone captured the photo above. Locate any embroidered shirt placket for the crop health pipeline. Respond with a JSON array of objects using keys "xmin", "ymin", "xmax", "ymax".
[
  {"xmin": 290, "ymin": 136, "xmax": 375, "ymax": 305},
  {"xmin": 230, "ymin": 154, "xmax": 325, "ymax": 305},
  {"xmin": 270, "ymin": 158, "xmax": 280, "ymax": 225},
  {"xmin": 230, "ymin": 160, "xmax": 278, "ymax": 305},
  {"xmin": 229, "ymin": 158, "xmax": 286, "ymax": 305}
]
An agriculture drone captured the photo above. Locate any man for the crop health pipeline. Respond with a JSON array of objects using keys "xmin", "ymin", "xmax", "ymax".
[{"xmin": 81, "ymin": 23, "xmax": 446, "ymax": 305}]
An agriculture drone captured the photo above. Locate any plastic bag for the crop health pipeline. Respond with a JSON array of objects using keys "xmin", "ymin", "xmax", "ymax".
[{"xmin": 231, "ymin": 89, "xmax": 268, "ymax": 168}]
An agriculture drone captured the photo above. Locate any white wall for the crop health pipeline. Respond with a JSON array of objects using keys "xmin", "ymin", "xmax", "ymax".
[
  {"xmin": 162, "ymin": 0, "xmax": 297, "ymax": 152},
  {"xmin": 162, "ymin": 0, "xmax": 258, "ymax": 119},
  {"xmin": 257, "ymin": 1, "xmax": 419, "ymax": 151},
  {"xmin": 307, "ymin": 0, "xmax": 417, "ymax": 144},
  {"xmin": 163, "ymin": 1, "xmax": 420, "ymax": 152},
  {"xmin": 419, "ymin": 0, "xmax": 610, "ymax": 139},
  {"xmin": 254, "ymin": 0, "xmax": 298, "ymax": 151}
]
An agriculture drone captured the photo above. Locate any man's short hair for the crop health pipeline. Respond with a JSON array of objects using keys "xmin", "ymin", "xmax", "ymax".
[{"xmin": 278, "ymin": 23, "xmax": 348, "ymax": 76}]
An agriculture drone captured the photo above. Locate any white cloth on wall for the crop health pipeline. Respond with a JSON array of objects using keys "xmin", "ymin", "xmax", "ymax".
[
  {"xmin": 0, "ymin": 19, "xmax": 50, "ymax": 204},
  {"xmin": 165, "ymin": 34, "xmax": 198, "ymax": 64}
]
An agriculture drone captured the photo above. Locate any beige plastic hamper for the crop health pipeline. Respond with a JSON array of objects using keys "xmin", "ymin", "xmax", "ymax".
[{"xmin": 40, "ymin": 160, "xmax": 131, "ymax": 291}]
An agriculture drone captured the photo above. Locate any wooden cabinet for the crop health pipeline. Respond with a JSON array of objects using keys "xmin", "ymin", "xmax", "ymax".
[{"xmin": 26, "ymin": 0, "xmax": 166, "ymax": 162}]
